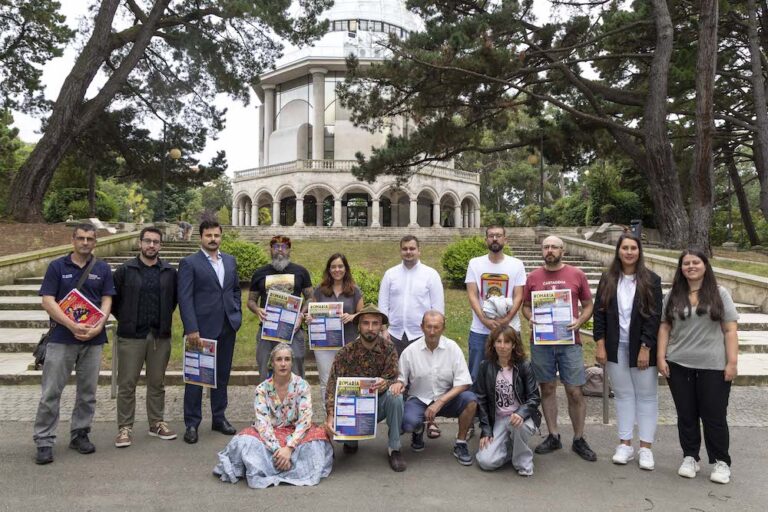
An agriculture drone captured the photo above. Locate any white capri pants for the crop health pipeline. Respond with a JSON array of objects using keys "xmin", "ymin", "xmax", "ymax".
[{"xmin": 605, "ymin": 343, "xmax": 658, "ymax": 443}]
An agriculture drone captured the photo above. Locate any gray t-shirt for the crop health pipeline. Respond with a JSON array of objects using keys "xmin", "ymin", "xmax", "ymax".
[{"xmin": 662, "ymin": 286, "xmax": 738, "ymax": 370}]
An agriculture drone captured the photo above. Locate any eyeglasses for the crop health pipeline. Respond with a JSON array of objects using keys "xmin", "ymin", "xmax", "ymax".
[
  {"xmin": 141, "ymin": 239, "xmax": 162, "ymax": 245},
  {"xmin": 271, "ymin": 243, "xmax": 289, "ymax": 250},
  {"xmin": 487, "ymin": 233, "xmax": 505, "ymax": 240},
  {"xmin": 542, "ymin": 244, "xmax": 563, "ymax": 250},
  {"xmin": 74, "ymin": 236, "xmax": 95, "ymax": 243}
]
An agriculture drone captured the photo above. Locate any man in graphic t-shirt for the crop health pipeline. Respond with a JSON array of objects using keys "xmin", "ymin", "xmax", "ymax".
[
  {"xmin": 247, "ymin": 235, "xmax": 313, "ymax": 381},
  {"xmin": 465, "ymin": 225, "xmax": 526, "ymax": 382},
  {"xmin": 522, "ymin": 235, "xmax": 596, "ymax": 462}
]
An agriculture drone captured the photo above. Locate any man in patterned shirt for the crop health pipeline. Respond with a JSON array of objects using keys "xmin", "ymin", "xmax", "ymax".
[{"xmin": 324, "ymin": 304, "xmax": 406, "ymax": 472}]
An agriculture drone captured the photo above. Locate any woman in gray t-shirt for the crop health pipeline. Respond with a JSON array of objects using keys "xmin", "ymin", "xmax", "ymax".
[{"xmin": 657, "ymin": 248, "xmax": 739, "ymax": 485}]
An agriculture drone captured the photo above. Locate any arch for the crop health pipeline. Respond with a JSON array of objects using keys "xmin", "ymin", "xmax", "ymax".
[
  {"xmin": 274, "ymin": 184, "xmax": 299, "ymax": 201},
  {"xmin": 440, "ymin": 191, "xmax": 461, "ymax": 228},
  {"xmin": 416, "ymin": 185, "xmax": 439, "ymax": 203},
  {"xmin": 338, "ymin": 182, "xmax": 376, "ymax": 198},
  {"xmin": 298, "ymin": 183, "xmax": 337, "ymax": 200},
  {"xmin": 439, "ymin": 190, "xmax": 461, "ymax": 206}
]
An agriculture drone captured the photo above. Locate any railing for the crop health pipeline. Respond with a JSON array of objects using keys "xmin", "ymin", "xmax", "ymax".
[{"xmin": 234, "ymin": 159, "xmax": 480, "ymax": 183}]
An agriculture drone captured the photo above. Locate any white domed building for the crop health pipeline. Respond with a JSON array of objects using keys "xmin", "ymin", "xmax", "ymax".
[{"xmin": 231, "ymin": 0, "xmax": 481, "ymax": 229}]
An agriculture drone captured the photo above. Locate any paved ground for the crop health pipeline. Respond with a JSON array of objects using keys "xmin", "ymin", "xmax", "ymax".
[{"xmin": 0, "ymin": 385, "xmax": 766, "ymax": 511}]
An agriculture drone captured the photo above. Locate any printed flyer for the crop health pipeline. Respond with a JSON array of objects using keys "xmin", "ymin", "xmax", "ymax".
[
  {"xmin": 58, "ymin": 289, "xmax": 105, "ymax": 327},
  {"xmin": 261, "ymin": 290, "xmax": 303, "ymax": 343},
  {"xmin": 531, "ymin": 289, "xmax": 575, "ymax": 345},
  {"xmin": 333, "ymin": 377, "xmax": 378, "ymax": 441},
  {"xmin": 183, "ymin": 336, "xmax": 218, "ymax": 388},
  {"xmin": 308, "ymin": 302, "xmax": 344, "ymax": 350}
]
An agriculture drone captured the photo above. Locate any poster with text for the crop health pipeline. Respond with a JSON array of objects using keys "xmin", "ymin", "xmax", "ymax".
[
  {"xmin": 58, "ymin": 289, "xmax": 105, "ymax": 327},
  {"xmin": 309, "ymin": 302, "xmax": 344, "ymax": 350},
  {"xmin": 531, "ymin": 289, "xmax": 575, "ymax": 345},
  {"xmin": 261, "ymin": 290, "xmax": 303, "ymax": 343},
  {"xmin": 183, "ymin": 336, "xmax": 218, "ymax": 388},
  {"xmin": 333, "ymin": 377, "xmax": 378, "ymax": 441}
]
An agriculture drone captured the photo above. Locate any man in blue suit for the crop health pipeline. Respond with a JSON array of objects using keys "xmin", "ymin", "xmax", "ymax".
[{"xmin": 178, "ymin": 220, "xmax": 242, "ymax": 444}]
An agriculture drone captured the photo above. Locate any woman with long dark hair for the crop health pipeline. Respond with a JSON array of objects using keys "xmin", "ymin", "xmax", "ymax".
[
  {"xmin": 308, "ymin": 253, "xmax": 364, "ymax": 401},
  {"xmin": 594, "ymin": 233, "xmax": 662, "ymax": 470},
  {"xmin": 475, "ymin": 325, "xmax": 541, "ymax": 475},
  {"xmin": 657, "ymin": 248, "xmax": 739, "ymax": 485}
]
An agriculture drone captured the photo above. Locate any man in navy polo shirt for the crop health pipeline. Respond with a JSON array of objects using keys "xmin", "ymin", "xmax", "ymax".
[{"xmin": 33, "ymin": 223, "xmax": 115, "ymax": 465}]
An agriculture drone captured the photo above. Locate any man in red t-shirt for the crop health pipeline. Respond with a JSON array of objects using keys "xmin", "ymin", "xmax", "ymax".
[{"xmin": 522, "ymin": 235, "xmax": 596, "ymax": 461}]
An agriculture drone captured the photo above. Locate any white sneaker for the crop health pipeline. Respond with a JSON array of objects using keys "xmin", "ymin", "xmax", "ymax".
[
  {"xmin": 517, "ymin": 466, "xmax": 534, "ymax": 477},
  {"xmin": 678, "ymin": 456, "xmax": 700, "ymax": 478},
  {"xmin": 637, "ymin": 447, "xmax": 655, "ymax": 471},
  {"xmin": 710, "ymin": 460, "xmax": 731, "ymax": 484},
  {"xmin": 612, "ymin": 444, "xmax": 634, "ymax": 465}
]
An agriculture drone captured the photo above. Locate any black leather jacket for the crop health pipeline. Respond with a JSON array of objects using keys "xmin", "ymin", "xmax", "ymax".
[
  {"xmin": 475, "ymin": 359, "xmax": 541, "ymax": 438},
  {"xmin": 112, "ymin": 257, "xmax": 177, "ymax": 338}
]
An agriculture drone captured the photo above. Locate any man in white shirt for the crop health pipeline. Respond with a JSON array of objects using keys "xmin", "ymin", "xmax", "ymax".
[
  {"xmin": 465, "ymin": 225, "xmax": 526, "ymax": 382},
  {"xmin": 390, "ymin": 311, "xmax": 478, "ymax": 466},
  {"xmin": 378, "ymin": 235, "xmax": 445, "ymax": 355}
]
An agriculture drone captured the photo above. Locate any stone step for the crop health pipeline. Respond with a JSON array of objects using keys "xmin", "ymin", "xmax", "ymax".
[
  {"xmin": 0, "ymin": 310, "xmax": 51, "ymax": 328},
  {"xmin": 735, "ymin": 313, "xmax": 768, "ymax": 331},
  {"xmin": 0, "ymin": 284, "xmax": 40, "ymax": 296},
  {"xmin": 0, "ymin": 296, "xmax": 41, "ymax": 310},
  {"xmin": 0, "ymin": 328, "xmax": 49, "ymax": 352},
  {"xmin": 739, "ymin": 331, "xmax": 768, "ymax": 353},
  {"xmin": 14, "ymin": 277, "xmax": 43, "ymax": 285}
]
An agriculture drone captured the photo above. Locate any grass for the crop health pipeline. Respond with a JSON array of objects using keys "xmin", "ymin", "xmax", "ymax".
[
  {"xmin": 102, "ymin": 240, "xmax": 596, "ymax": 369},
  {"xmin": 646, "ymin": 248, "xmax": 768, "ymax": 278}
]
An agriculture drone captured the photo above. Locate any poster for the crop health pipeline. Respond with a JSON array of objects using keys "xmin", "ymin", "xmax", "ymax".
[
  {"xmin": 58, "ymin": 289, "xmax": 105, "ymax": 327},
  {"xmin": 308, "ymin": 302, "xmax": 344, "ymax": 350},
  {"xmin": 261, "ymin": 290, "xmax": 303, "ymax": 343},
  {"xmin": 183, "ymin": 336, "xmax": 217, "ymax": 388},
  {"xmin": 531, "ymin": 289, "xmax": 575, "ymax": 345},
  {"xmin": 333, "ymin": 377, "xmax": 378, "ymax": 441}
]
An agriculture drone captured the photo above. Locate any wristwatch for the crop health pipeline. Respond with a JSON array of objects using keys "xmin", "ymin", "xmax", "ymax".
[{"xmin": 640, "ymin": 343, "xmax": 650, "ymax": 350}]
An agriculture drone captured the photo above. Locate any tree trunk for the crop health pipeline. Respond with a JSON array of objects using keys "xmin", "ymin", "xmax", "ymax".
[
  {"xmin": 688, "ymin": 0, "xmax": 719, "ymax": 254},
  {"xmin": 724, "ymin": 146, "xmax": 761, "ymax": 246},
  {"xmin": 747, "ymin": 0, "xmax": 768, "ymax": 221},
  {"xmin": 5, "ymin": 0, "xmax": 170, "ymax": 222}
]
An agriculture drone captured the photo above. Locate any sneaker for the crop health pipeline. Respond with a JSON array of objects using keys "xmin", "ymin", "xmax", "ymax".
[
  {"xmin": 411, "ymin": 430, "xmax": 425, "ymax": 452},
  {"xmin": 710, "ymin": 460, "xmax": 731, "ymax": 484},
  {"xmin": 678, "ymin": 456, "xmax": 700, "ymax": 478},
  {"xmin": 115, "ymin": 426, "xmax": 133, "ymax": 448},
  {"xmin": 534, "ymin": 433, "xmax": 562, "ymax": 454},
  {"xmin": 453, "ymin": 442, "xmax": 473, "ymax": 466},
  {"xmin": 612, "ymin": 444, "xmax": 634, "ymax": 465},
  {"xmin": 35, "ymin": 446, "xmax": 53, "ymax": 465},
  {"xmin": 638, "ymin": 447, "xmax": 655, "ymax": 471},
  {"xmin": 517, "ymin": 466, "xmax": 534, "ymax": 477},
  {"xmin": 149, "ymin": 421, "xmax": 177, "ymax": 440},
  {"xmin": 572, "ymin": 437, "xmax": 597, "ymax": 462},
  {"xmin": 69, "ymin": 429, "xmax": 95, "ymax": 454}
]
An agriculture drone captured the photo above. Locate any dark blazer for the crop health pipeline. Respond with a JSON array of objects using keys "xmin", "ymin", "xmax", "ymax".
[
  {"xmin": 593, "ymin": 271, "xmax": 662, "ymax": 367},
  {"xmin": 475, "ymin": 359, "xmax": 541, "ymax": 439},
  {"xmin": 113, "ymin": 257, "xmax": 177, "ymax": 338},
  {"xmin": 177, "ymin": 250, "xmax": 242, "ymax": 340}
]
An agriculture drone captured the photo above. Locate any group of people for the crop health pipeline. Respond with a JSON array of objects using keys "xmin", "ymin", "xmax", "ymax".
[{"xmin": 32, "ymin": 223, "xmax": 739, "ymax": 489}]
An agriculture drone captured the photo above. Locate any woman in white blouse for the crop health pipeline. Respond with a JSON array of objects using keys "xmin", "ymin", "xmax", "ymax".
[{"xmin": 593, "ymin": 233, "xmax": 662, "ymax": 470}]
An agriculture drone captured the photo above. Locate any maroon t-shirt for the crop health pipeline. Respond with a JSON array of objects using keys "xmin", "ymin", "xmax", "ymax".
[{"xmin": 524, "ymin": 264, "xmax": 592, "ymax": 345}]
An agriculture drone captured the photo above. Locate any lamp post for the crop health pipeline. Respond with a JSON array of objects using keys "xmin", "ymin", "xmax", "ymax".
[{"xmin": 159, "ymin": 121, "xmax": 181, "ymax": 222}]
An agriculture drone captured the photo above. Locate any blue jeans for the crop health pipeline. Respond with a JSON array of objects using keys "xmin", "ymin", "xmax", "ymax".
[
  {"xmin": 530, "ymin": 343, "xmax": 586, "ymax": 386},
  {"xmin": 401, "ymin": 391, "xmax": 478, "ymax": 433},
  {"xmin": 468, "ymin": 330, "xmax": 488, "ymax": 384}
]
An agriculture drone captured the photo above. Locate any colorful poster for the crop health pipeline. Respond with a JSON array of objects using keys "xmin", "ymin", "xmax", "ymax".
[
  {"xmin": 333, "ymin": 377, "xmax": 378, "ymax": 441},
  {"xmin": 308, "ymin": 302, "xmax": 344, "ymax": 350},
  {"xmin": 58, "ymin": 289, "xmax": 105, "ymax": 327},
  {"xmin": 183, "ymin": 336, "xmax": 217, "ymax": 388},
  {"xmin": 261, "ymin": 290, "xmax": 303, "ymax": 343},
  {"xmin": 531, "ymin": 289, "xmax": 575, "ymax": 345},
  {"xmin": 480, "ymin": 272, "xmax": 510, "ymax": 299}
]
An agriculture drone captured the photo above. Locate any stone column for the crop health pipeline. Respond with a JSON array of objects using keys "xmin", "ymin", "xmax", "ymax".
[
  {"xmin": 463, "ymin": 206, "xmax": 468, "ymax": 228},
  {"xmin": 333, "ymin": 197, "xmax": 343, "ymax": 227},
  {"xmin": 432, "ymin": 203, "xmax": 441, "ymax": 227},
  {"xmin": 295, "ymin": 197, "xmax": 305, "ymax": 226},
  {"xmin": 453, "ymin": 205, "xmax": 462, "ymax": 229},
  {"xmin": 310, "ymin": 68, "xmax": 327, "ymax": 162},
  {"xmin": 272, "ymin": 200, "xmax": 280, "ymax": 227},
  {"xmin": 408, "ymin": 198, "xmax": 419, "ymax": 227},
  {"xmin": 316, "ymin": 199, "xmax": 324, "ymax": 226},
  {"xmin": 474, "ymin": 208, "xmax": 481, "ymax": 228},
  {"xmin": 243, "ymin": 206, "xmax": 250, "ymax": 226},
  {"xmin": 371, "ymin": 198, "xmax": 381, "ymax": 227},
  {"xmin": 262, "ymin": 85, "xmax": 276, "ymax": 165},
  {"xmin": 251, "ymin": 203, "xmax": 258, "ymax": 226},
  {"xmin": 232, "ymin": 205, "xmax": 239, "ymax": 226}
]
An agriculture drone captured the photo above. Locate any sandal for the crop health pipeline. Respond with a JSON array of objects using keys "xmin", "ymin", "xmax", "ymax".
[{"xmin": 427, "ymin": 423, "xmax": 441, "ymax": 439}]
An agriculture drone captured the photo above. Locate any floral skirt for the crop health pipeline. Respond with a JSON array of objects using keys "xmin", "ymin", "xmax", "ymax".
[{"xmin": 213, "ymin": 425, "xmax": 333, "ymax": 489}]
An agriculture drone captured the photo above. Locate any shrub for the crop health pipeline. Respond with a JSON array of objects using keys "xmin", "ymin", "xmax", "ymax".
[
  {"xmin": 217, "ymin": 206, "xmax": 231, "ymax": 225},
  {"xmin": 43, "ymin": 188, "xmax": 119, "ymax": 222},
  {"xmin": 551, "ymin": 195, "xmax": 588, "ymax": 226},
  {"xmin": 220, "ymin": 238, "xmax": 268, "ymax": 281},
  {"xmin": 441, "ymin": 236, "xmax": 512, "ymax": 288}
]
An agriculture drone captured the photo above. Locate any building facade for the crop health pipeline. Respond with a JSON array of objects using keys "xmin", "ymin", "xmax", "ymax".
[{"xmin": 231, "ymin": 0, "xmax": 481, "ymax": 229}]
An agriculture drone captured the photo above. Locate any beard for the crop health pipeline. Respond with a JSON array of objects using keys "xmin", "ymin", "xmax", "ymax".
[
  {"xmin": 360, "ymin": 330, "xmax": 378, "ymax": 342},
  {"xmin": 545, "ymin": 254, "xmax": 562, "ymax": 265},
  {"xmin": 488, "ymin": 242, "xmax": 503, "ymax": 253},
  {"xmin": 271, "ymin": 254, "xmax": 290, "ymax": 272},
  {"xmin": 141, "ymin": 248, "xmax": 158, "ymax": 260}
]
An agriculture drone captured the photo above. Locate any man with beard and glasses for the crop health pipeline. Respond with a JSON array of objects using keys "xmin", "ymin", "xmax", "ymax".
[
  {"xmin": 112, "ymin": 227, "xmax": 178, "ymax": 448},
  {"xmin": 324, "ymin": 304, "xmax": 406, "ymax": 472},
  {"xmin": 465, "ymin": 225, "xmax": 526, "ymax": 383},
  {"xmin": 522, "ymin": 235, "xmax": 596, "ymax": 462},
  {"xmin": 178, "ymin": 220, "xmax": 242, "ymax": 444},
  {"xmin": 248, "ymin": 235, "xmax": 312, "ymax": 383}
]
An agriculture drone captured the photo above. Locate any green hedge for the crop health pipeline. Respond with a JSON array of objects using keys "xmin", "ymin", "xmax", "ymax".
[
  {"xmin": 440, "ymin": 236, "xmax": 512, "ymax": 288},
  {"xmin": 43, "ymin": 188, "xmax": 118, "ymax": 222},
  {"xmin": 220, "ymin": 238, "xmax": 268, "ymax": 281}
]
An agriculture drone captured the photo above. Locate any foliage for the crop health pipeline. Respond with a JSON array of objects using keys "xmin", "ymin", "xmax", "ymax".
[
  {"xmin": 259, "ymin": 207, "xmax": 272, "ymax": 225},
  {"xmin": 440, "ymin": 236, "xmax": 512, "ymax": 288},
  {"xmin": 351, "ymin": 268, "xmax": 381, "ymax": 305},
  {"xmin": 43, "ymin": 188, "xmax": 118, "ymax": 222},
  {"xmin": 220, "ymin": 238, "xmax": 268, "ymax": 281},
  {"xmin": 217, "ymin": 206, "xmax": 231, "ymax": 225},
  {"xmin": 202, "ymin": 176, "xmax": 233, "ymax": 213},
  {"xmin": 550, "ymin": 194, "xmax": 589, "ymax": 227}
]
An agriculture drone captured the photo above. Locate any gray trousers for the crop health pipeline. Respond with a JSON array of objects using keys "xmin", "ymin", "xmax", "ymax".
[
  {"xmin": 256, "ymin": 329, "xmax": 306, "ymax": 384},
  {"xmin": 116, "ymin": 333, "xmax": 171, "ymax": 428},
  {"xmin": 33, "ymin": 343, "xmax": 103, "ymax": 447},
  {"xmin": 476, "ymin": 416, "xmax": 535, "ymax": 472}
]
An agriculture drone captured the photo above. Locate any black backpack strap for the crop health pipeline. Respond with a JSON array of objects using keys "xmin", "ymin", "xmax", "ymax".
[{"xmin": 75, "ymin": 256, "xmax": 98, "ymax": 291}]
